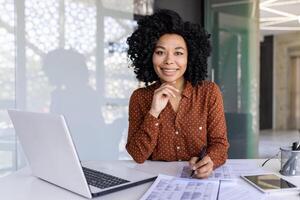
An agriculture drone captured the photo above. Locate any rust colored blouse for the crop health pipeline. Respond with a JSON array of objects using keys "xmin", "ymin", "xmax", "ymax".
[{"xmin": 126, "ymin": 81, "xmax": 229, "ymax": 168}]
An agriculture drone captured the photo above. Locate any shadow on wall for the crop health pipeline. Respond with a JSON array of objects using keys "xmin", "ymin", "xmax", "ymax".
[{"xmin": 43, "ymin": 49, "xmax": 125, "ymax": 161}]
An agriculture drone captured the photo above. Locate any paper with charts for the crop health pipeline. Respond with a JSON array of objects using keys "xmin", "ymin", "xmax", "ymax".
[
  {"xmin": 139, "ymin": 174, "xmax": 219, "ymax": 200},
  {"xmin": 179, "ymin": 162, "xmax": 266, "ymax": 181},
  {"xmin": 179, "ymin": 165, "xmax": 233, "ymax": 181}
]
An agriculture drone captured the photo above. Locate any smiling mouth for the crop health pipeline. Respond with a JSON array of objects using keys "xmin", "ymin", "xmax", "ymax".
[
  {"xmin": 160, "ymin": 68, "xmax": 179, "ymax": 72},
  {"xmin": 160, "ymin": 67, "xmax": 179, "ymax": 77}
]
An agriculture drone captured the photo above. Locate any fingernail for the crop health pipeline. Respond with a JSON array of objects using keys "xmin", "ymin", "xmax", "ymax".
[
  {"xmin": 194, "ymin": 171, "xmax": 197, "ymax": 175},
  {"xmin": 192, "ymin": 166, "xmax": 196, "ymax": 170}
]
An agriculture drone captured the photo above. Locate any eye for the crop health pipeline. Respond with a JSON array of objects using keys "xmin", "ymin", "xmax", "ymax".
[
  {"xmin": 154, "ymin": 50, "xmax": 164, "ymax": 56},
  {"xmin": 175, "ymin": 51, "xmax": 184, "ymax": 56}
]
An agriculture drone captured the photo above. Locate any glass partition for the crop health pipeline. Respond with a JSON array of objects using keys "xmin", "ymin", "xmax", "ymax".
[
  {"xmin": 205, "ymin": 0, "xmax": 260, "ymax": 158},
  {"xmin": 0, "ymin": 0, "xmax": 154, "ymax": 177},
  {"xmin": 0, "ymin": 0, "xmax": 16, "ymax": 177}
]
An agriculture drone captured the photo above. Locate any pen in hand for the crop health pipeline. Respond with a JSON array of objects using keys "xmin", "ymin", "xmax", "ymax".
[{"xmin": 190, "ymin": 146, "xmax": 207, "ymax": 177}]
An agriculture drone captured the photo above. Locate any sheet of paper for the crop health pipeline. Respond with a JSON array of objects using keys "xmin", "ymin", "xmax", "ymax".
[
  {"xmin": 139, "ymin": 174, "xmax": 220, "ymax": 200},
  {"xmin": 179, "ymin": 165, "xmax": 234, "ymax": 181},
  {"xmin": 227, "ymin": 161, "xmax": 267, "ymax": 177},
  {"xmin": 218, "ymin": 180, "xmax": 266, "ymax": 200},
  {"xmin": 178, "ymin": 161, "xmax": 267, "ymax": 181}
]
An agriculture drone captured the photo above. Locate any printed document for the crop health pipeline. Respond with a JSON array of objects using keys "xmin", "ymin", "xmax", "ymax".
[
  {"xmin": 139, "ymin": 174, "xmax": 220, "ymax": 200},
  {"xmin": 179, "ymin": 165, "xmax": 233, "ymax": 181},
  {"xmin": 178, "ymin": 161, "xmax": 267, "ymax": 181}
]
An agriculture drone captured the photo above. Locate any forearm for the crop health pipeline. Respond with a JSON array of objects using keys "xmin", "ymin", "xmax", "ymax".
[
  {"xmin": 126, "ymin": 113, "xmax": 160, "ymax": 163},
  {"xmin": 207, "ymin": 139, "xmax": 229, "ymax": 169}
]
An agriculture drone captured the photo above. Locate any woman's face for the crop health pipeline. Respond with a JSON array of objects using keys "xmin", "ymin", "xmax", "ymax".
[{"xmin": 152, "ymin": 34, "xmax": 188, "ymax": 84}]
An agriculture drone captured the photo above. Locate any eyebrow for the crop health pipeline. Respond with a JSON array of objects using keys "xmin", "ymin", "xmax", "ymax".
[{"xmin": 155, "ymin": 45, "xmax": 186, "ymax": 50}]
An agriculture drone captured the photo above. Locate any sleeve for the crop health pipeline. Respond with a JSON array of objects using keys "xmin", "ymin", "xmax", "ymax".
[
  {"xmin": 206, "ymin": 83, "xmax": 229, "ymax": 169},
  {"xmin": 125, "ymin": 90, "xmax": 160, "ymax": 163}
]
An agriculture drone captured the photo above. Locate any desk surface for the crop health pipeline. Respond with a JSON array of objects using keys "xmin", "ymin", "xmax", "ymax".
[{"xmin": 0, "ymin": 159, "xmax": 300, "ymax": 200}]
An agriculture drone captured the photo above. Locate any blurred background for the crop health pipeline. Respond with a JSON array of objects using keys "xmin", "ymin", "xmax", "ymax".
[{"xmin": 0, "ymin": 0, "xmax": 299, "ymax": 177}]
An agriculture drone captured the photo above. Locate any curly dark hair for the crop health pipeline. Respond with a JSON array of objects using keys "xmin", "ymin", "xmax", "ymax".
[{"xmin": 126, "ymin": 9, "xmax": 211, "ymax": 86}]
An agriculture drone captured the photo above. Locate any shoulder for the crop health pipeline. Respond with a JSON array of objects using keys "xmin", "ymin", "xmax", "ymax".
[
  {"xmin": 195, "ymin": 80, "xmax": 221, "ymax": 93},
  {"xmin": 194, "ymin": 81, "xmax": 223, "ymax": 105}
]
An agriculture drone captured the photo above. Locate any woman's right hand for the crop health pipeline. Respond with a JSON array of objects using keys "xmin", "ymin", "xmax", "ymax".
[{"xmin": 149, "ymin": 83, "xmax": 179, "ymax": 118}]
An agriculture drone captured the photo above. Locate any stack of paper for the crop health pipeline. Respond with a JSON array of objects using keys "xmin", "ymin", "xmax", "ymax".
[
  {"xmin": 139, "ymin": 161, "xmax": 269, "ymax": 200},
  {"xmin": 139, "ymin": 174, "xmax": 220, "ymax": 200}
]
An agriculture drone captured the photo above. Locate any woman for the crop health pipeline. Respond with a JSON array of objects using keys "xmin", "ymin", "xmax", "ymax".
[{"xmin": 126, "ymin": 9, "xmax": 229, "ymax": 178}]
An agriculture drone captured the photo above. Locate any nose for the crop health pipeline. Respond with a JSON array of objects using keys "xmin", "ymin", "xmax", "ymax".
[{"xmin": 164, "ymin": 53, "xmax": 174, "ymax": 65}]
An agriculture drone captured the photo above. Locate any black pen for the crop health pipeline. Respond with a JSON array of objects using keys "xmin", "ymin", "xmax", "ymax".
[{"xmin": 190, "ymin": 146, "xmax": 207, "ymax": 177}]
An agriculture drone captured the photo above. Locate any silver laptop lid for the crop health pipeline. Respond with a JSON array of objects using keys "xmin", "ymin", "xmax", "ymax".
[{"xmin": 8, "ymin": 110, "xmax": 92, "ymax": 198}]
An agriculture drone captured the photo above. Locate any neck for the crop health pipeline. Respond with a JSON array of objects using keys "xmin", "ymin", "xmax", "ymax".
[
  {"xmin": 174, "ymin": 78, "xmax": 185, "ymax": 93},
  {"xmin": 161, "ymin": 78, "xmax": 185, "ymax": 93}
]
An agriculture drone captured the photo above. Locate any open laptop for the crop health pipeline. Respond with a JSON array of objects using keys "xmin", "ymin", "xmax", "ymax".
[{"xmin": 8, "ymin": 110, "xmax": 156, "ymax": 198}]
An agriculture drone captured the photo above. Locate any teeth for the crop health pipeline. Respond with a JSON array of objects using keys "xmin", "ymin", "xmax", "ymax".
[{"xmin": 161, "ymin": 68, "xmax": 177, "ymax": 72}]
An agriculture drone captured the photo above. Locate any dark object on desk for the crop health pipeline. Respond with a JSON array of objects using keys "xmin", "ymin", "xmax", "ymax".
[
  {"xmin": 292, "ymin": 142, "xmax": 298, "ymax": 151},
  {"xmin": 190, "ymin": 146, "xmax": 206, "ymax": 177}
]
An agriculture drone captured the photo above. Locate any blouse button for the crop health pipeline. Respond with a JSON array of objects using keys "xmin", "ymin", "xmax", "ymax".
[
  {"xmin": 176, "ymin": 146, "xmax": 180, "ymax": 150},
  {"xmin": 175, "ymin": 131, "xmax": 179, "ymax": 135},
  {"xmin": 155, "ymin": 123, "xmax": 159, "ymax": 126},
  {"xmin": 199, "ymin": 126, "xmax": 202, "ymax": 130}
]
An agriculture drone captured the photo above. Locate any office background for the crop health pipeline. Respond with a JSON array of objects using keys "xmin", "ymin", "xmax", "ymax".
[{"xmin": 0, "ymin": 0, "xmax": 300, "ymax": 177}]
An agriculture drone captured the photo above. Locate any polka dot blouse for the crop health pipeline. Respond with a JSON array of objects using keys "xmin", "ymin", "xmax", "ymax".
[{"xmin": 126, "ymin": 81, "xmax": 229, "ymax": 169}]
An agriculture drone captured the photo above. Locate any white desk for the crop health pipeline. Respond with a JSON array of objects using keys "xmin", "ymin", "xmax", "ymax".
[{"xmin": 0, "ymin": 159, "xmax": 299, "ymax": 200}]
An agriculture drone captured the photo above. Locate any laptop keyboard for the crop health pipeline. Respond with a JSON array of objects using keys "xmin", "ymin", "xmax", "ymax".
[{"xmin": 82, "ymin": 167, "xmax": 130, "ymax": 189}]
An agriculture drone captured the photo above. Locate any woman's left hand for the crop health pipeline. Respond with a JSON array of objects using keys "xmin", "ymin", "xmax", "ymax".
[{"xmin": 189, "ymin": 155, "xmax": 214, "ymax": 179}]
